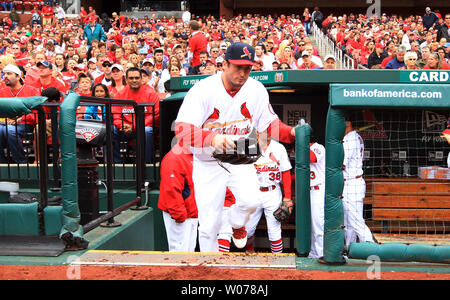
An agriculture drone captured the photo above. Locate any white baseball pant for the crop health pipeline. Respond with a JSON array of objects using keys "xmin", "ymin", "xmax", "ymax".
[
  {"xmin": 246, "ymin": 188, "xmax": 282, "ymax": 242},
  {"xmin": 342, "ymin": 177, "xmax": 374, "ymax": 249},
  {"xmin": 309, "ymin": 184, "xmax": 325, "ymax": 258},
  {"xmin": 218, "ymin": 206, "xmax": 232, "ymax": 242},
  {"xmin": 162, "ymin": 211, "xmax": 198, "ymax": 252},
  {"xmin": 192, "ymin": 159, "xmax": 260, "ymax": 252}
]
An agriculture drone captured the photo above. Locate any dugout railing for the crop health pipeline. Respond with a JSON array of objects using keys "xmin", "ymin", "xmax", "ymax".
[
  {"xmin": 0, "ymin": 95, "xmax": 158, "ymax": 238},
  {"xmin": 311, "ymin": 21, "xmax": 358, "ymax": 70},
  {"xmin": 0, "ymin": 99, "xmax": 159, "ymax": 187}
]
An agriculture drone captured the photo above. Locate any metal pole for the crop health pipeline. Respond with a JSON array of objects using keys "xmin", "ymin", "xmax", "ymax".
[
  {"xmin": 100, "ymin": 102, "xmax": 121, "ymax": 228},
  {"xmin": 131, "ymin": 104, "xmax": 147, "ymax": 210},
  {"xmin": 50, "ymin": 105, "xmax": 61, "ymax": 190}
]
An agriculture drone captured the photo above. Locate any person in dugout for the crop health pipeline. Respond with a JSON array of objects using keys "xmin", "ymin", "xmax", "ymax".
[{"xmin": 158, "ymin": 143, "xmax": 198, "ymax": 252}]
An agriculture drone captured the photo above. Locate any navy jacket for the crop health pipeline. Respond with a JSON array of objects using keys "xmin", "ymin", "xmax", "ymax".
[{"xmin": 385, "ymin": 57, "xmax": 406, "ymax": 70}]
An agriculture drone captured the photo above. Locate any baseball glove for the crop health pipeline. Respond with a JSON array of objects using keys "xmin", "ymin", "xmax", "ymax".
[
  {"xmin": 212, "ymin": 138, "xmax": 261, "ymax": 165},
  {"xmin": 273, "ymin": 199, "xmax": 294, "ymax": 222}
]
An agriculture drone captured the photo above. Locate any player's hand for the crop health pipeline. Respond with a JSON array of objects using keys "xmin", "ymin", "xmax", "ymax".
[
  {"xmin": 122, "ymin": 124, "xmax": 133, "ymax": 134},
  {"xmin": 211, "ymin": 134, "xmax": 236, "ymax": 153}
]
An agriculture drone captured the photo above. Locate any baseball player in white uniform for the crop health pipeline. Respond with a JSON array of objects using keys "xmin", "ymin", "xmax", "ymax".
[
  {"xmin": 174, "ymin": 43, "xmax": 296, "ymax": 252},
  {"xmin": 342, "ymin": 119, "xmax": 374, "ymax": 249},
  {"xmin": 245, "ymin": 130, "xmax": 292, "ymax": 253},
  {"xmin": 309, "ymin": 140, "xmax": 326, "ymax": 258}
]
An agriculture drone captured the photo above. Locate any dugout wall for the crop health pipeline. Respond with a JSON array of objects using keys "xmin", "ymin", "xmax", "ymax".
[{"xmin": 323, "ymin": 83, "xmax": 450, "ymax": 264}]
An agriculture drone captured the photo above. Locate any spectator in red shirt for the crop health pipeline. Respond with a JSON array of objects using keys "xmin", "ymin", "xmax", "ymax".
[
  {"xmin": 0, "ymin": 64, "xmax": 40, "ymax": 163},
  {"xmin": 298, "ymin": 51, "xmax": 321, "ymax": 69},
  {"xmin": 187, "ymin": 20, "xmax": 208, "ymax": 71},
  {"xmin": 29, "ymin": 60, "xmax": 68, "ymax": 94},
  {"xmin": 79, "ymin": 6, "xmax": 88, "ymax": 26},
  {"xmin": 423, "ymin": 52, "xmax": 450, "ymax": 70},
  {"xmin": 112, "ymin": 67, "xmax": 160, "ymax": 163},
  {"xmin": 41, "ymin": 4, "xmax": 54, "ymax": 27}
]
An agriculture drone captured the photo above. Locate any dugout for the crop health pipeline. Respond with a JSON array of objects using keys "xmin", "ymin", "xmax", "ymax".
[
  {"xmin": 161, "ymin": 69, "xmax": 450, "ymax": 160},
  {"xmin": 160, "ymin": 70, "xmax": 450, "ymax": 260}
]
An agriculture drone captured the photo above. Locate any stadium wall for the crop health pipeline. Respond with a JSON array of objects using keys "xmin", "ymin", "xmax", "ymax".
[{"xmin": 220, "ymin": 0, "xmax": 450, "ymax": 18}]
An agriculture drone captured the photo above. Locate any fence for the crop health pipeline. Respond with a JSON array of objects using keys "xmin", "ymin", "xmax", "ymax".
[
  {"xmin": 0, "ymin": 96, "xmax": 158, "ymax": 232},
  {"xmin": 0, "ymin": 99, "xmax": 158, "ymax": 181},
  {"xmin": 311, "ymin": 22, "xmax": 357, "ymax": 70}
]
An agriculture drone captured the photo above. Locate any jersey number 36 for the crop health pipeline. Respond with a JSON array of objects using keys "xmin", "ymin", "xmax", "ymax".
[{"xmin": 269, "ymin": 172, "xmax": 281, "ymax": 181}]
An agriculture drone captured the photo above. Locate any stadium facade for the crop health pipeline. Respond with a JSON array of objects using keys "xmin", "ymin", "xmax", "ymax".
[{"xmin": 77, "ymin": 0, "xmax": 450, "ymax": 19}]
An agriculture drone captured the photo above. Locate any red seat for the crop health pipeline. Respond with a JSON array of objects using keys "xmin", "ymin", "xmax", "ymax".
[{"xmin": 13, "ymin": 1, "xmax": 23, "ymax": 10}]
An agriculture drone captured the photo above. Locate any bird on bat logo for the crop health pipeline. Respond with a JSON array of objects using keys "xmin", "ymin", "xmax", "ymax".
[
  {"xmin": 241, "ymin": 47, "xmax": 251, "ymax": 60},
  {"xmin": 206, "ymin": 108, "xmax": 220, "ymax": 121},
  {"xmin": 240, "ymin": 102, "xmax": 252, "ymax": 121}
]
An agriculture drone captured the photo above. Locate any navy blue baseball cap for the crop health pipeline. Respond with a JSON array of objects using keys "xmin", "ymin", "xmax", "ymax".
[
  {"xmin": 225, "ymin": 42, "xmax": 255, "ymax": 66},
  {"xmin": 37, "ymin": 60, "xmax": 53, "ymax": 69}
]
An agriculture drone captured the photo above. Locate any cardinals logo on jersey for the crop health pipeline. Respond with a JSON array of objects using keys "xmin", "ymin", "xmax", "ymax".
[
  {"xmin": 206, "ymin": 108, "xmax": 220, "ymax": 122},
  {"xmin": 203, "ymin": 108, "xmax": 220, "ymax": 127},
  {"xmin": 240, "ymin": 102, "xmax": 252, "ymax": 122},
  {"xmin": 202, "ymin": 105, "xmax": 252, "ymax": 136},
  {"xmin": 269, "ymin": 152, "xmax": 280, "ymax": 165}
]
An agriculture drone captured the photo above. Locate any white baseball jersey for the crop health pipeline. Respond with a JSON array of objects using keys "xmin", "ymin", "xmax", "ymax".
[
  {"xmin": 310, "ymin": 142, "xmax": 325, "ymax": 187},
  {"xmin": 343, "ymin": 130, "xmax": 364, "ymax": 179},
  {"xmin": 175, "ymin": 73, "xmax": 279, "ymax": 161},
  {"xmin": 254, "ymin": 140, "xmax": 292, "ymax": 188}
]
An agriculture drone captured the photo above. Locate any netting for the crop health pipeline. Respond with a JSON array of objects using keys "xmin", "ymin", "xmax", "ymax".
[{"xmin": 343, "ymin": 109, "xmax": 449, "ymax": 246}]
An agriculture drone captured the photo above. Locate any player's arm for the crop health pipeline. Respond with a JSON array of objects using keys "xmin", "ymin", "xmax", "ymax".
[
  {"xmin": 266, "ymin": 118, "xmax": 296, "ymax": 143},
  {"xmin": 175, "ymin": 122, "xmax": 234, "ymax": 151},
  {"xmin": 281, "ymin": 170, "xmax": 292, "ymax": 199}
]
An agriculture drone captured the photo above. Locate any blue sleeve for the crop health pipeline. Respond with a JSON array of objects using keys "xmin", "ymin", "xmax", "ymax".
[{"xmin": 84, "ymin": 106, "xmax": 101, "ymax": 120}]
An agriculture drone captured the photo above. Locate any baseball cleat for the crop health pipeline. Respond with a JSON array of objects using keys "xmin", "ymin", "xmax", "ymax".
[{"xmin": 232, "ymin": 226, "xmax": 247, "ymax": 249}]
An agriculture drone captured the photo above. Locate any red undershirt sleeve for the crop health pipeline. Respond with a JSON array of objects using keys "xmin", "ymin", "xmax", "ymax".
[
  {"xmin": 310, "ymin": 150, "xmax": 317, "ymax": 163},
  {"xmin": 174, "ymin": 122, "xmax": 218, "ymax": 148},
  {"xmin": 282, "ymin": 170, "xmax": 292, "ymax": 199},
  {"xmin": 266, "ymin": 119, "xmax": 295, "ymax": 143}
]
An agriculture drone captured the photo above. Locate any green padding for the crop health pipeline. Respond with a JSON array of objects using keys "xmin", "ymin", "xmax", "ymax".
[
  {"xmin": 349, "ymin": 242, "xmax": 450, "ymax": 264},
  {"xmin": 323, "ymin": 107, "xmax": 346, "ymax": 264},
  {"xmin": 295, "ymin": 124, "xmax": 311, "ymax": 255},
  {"xmin": 59, "ymin": 92, "xmax": 88, "ymax": 248},
  {"xmin": 44, "ymin": 206, "xmax": 63, "ymax": 236},
  {"xmin": 0, "ymin": 96, "xmax": 47, "ymax": 118},
  {"xmin": 0, "ymin": 202, "xmax": 39, "ymax": 235}
]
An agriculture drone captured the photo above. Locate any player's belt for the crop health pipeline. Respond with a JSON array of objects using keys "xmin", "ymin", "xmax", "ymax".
[
  {"xmin": 310, "ymin": 185, "xmax": 320, "ymax": 190},
  {"xmin": 344, "ymin": 175, "xmax": 362, "ymax": 181},
  {"xmin": 260, "ymin": 185, "xmax": 276, "ymax": 192}
]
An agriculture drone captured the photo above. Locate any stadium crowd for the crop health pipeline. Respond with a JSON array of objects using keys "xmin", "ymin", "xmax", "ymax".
[{"xmin": 0, "ymin": 3, "xmax": 448, "ymax": 163}]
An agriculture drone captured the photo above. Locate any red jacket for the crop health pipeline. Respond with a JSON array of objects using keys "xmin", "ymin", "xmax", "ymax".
[
  {"xmin": 188, "ymin": 31, "xmax": 208, "ymax": 66},
  {"xmin": 112, "ymin": 85, "xmax": 160, "ymax": 129},
  {"xmin": 158, "ymin": 144, "xmax": 197, "ymax": 222},
  {"xmin": 0, "ymin": 84, "xmax": 42, "ymax": 126},
  {"xmin": 42, "ymin": 6, "xmax": 54, "ymax": 19}
]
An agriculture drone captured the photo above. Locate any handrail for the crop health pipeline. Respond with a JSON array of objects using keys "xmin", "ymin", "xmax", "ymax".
[
  {"xmin": 78, "ymin": 96, "xmax": 153, "ymax": 231},
  {"xmin": 311, "ymin": 21, "xmax": 356, "ymax": 70}
]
